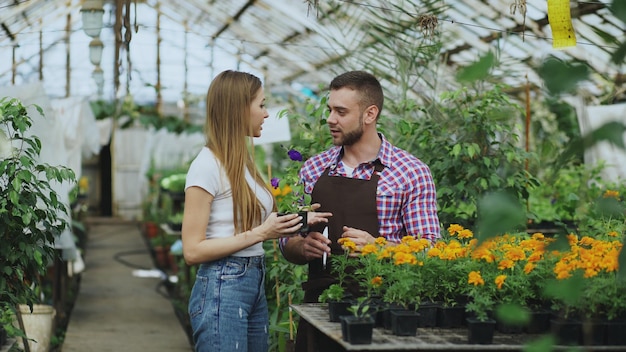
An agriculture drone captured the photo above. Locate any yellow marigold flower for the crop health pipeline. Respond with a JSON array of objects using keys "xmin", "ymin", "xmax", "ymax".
[
  {"xmin": 448, "ymin": 224, "xmax": 463, "ymax": 235},
  {"xmin": 498, "ymin": 259, "xmax": 514, "ymax": 270},
  {"xmin": 338, "ymin": 238, "xmax": 357, "ymax": 252},
  {"xmin": 579, "ymin": 236, "xmax": 595, "ymax": 246},
  {"xmin": 531, "ymin": 233, "xmax": 545, "ymax": 240},
  {"xmin": 409, "ymin": 238, "xmax": 429, "ymax": 252},
  {"xmin": 394, "ymin": 252, "xmax": 417, "ymax": 265},
  {"xmin": 371, "ymin": 276, "xmax": 383, "ymax": 287},
  {"xmin": 401, "ymin": 235, "xmax": 414, "ymax": 244},
  {"xmin": 427, "ymin": 247, "xmax": 441, "ymax": 257},
  {"xmin": 282, "ymin": 184, "xmax": 292, "ymax": 196},
  {"xmin": 468, "ymin": 271, "xmax": 485, "ymax": 286},
  {"xmin": 458, "ymin": 229, "xmax": 474, "ymax": 239},
  {"xmin": 495, "ymin": 275, "xmax": 507, "ymax": 289},
  {"xmin": 361, "ymin": 244, "xmax": 377, "ymax": 255},
  {"xmin": 603, "ymin": 189, "xmax": 620, "ymax": 199},
  {"xmin": 608, "ymin": 231, "xmax": 619, "ymax": 238},
  {"xmin": 375, "ymin": 237, "xmax": 387, "ymax": 246},
  {"xmin": 378, "ymin": 248, "xmax": 392, "ymax": 259},
  {"xmin": 78, "ymin": 176, "xmax": 89, "ymax": 192},
  {"xmin": 271, "ymin": 187, "xmax": 282, "ymax": 197}
]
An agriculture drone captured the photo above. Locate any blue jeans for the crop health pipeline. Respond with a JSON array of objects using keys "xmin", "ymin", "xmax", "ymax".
[{"xmin": 188, "ymin": 255, "xmax": 269, "ymax": 352}]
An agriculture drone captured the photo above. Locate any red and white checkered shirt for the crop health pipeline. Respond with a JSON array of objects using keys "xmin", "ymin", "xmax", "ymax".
[{"xmin": 281, "ymin": 134, "xmax": 440, "ymax": 248}]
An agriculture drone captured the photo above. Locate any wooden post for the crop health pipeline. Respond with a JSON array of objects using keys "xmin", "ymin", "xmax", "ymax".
[
  {"xmin": 39, "ymin": 18, "xmax": 43, "ymax": 81},
  {"xmin": 183, "ymin": 20, "xmax": 189, "ymax": 122},
  {"xmin": 65, "ymin": 1, "xmax": 71, "ymax": 97},
  {"xmin": 156, "ymin": 2, "xmax": 163, "ymax": 117}
]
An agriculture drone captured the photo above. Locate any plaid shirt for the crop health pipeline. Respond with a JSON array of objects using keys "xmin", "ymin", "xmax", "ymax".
[{"xmin": 281, "ymin": 134, "xmax": 440, "ymax": 249}]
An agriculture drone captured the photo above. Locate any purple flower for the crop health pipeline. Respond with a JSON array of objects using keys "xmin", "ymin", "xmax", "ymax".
[
  {"xmin": 288, "ymin": 149, "xmax": 303, "ymax": 162},
  {"xmin": 271, "ymin": 177, "xmax": 280, "ymax": 189}
]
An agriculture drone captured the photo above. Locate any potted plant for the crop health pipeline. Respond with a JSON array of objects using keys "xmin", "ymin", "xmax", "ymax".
[
  {"xmin": 0, "ymin": 97, "xmax": 75, "ymax": 348},
  {"xmin": 270, "ymin": 147, "xmax": 312, "ymax": 232},
  {"xmin": 167, "ymin": 211, "xmax": 184, "ymax": 232},
  {"xmin": 465, "ymin": 269, "xmax": 498, "ymax": 344},
  {"xmin": 319, "ymin": 239, "xmax": 354, "ymax": 322},
  {"xmin": 339, "ymin": 297, "xmax": 375, "ymax": 345}
]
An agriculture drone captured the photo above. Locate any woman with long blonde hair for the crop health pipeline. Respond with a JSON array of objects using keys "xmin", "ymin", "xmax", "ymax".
[{"xmin": 182, "ymin": 70, "xmax": 330, "ymax": 352}]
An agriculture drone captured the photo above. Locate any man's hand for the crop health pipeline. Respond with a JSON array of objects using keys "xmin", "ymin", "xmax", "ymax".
[
  {"xmin": 341, "ymin": 226, "xmax": 375, "ymax": 247},
  {"xmin": 301, "ymin": 231, "xmax": 331, "ymax": 262}
]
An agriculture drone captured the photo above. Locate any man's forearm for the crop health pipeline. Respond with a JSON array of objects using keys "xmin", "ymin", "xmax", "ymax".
[{"xmin": 282, "ymin": 235, "xmax": 309, "ymax": 265}]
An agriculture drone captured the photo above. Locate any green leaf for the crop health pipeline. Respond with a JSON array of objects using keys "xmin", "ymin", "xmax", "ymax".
[
  {"xmin": 544, "ymin": 273, "xmax": 585, "ymax": 306},
  {"xmin": 477, "ymin": 191, "xmax": 526, "ymax": 240},
  {"xmin": 538, "ymin": 57, "xmax": 589, "ymax": 95},
  {"xmin": 456, "ymin": 52, "xmax": 495, "ymax": 82},
  {"xmin": 523, "ymin": 335, "xmax": 557, "ymax": 352},
  {"xmin": 611, "ymin": 41, "xmax": 626, "ymax": 65},
  {"xmin": 495, "ymin": 303, "xmax": 529, "ymax": 325},
  {"xmin": 610, "ymin": 0, "xmax": 626, "ymax": 24}
]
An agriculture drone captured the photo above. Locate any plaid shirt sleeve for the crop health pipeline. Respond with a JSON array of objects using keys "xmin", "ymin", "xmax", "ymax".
[{"xmin": 376, "ymin": 138, "xmax": 441, "ymax": 244}]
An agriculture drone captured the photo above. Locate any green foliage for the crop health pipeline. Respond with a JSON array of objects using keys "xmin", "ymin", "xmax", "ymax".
[
  {"xmin": 160, "ymin": 173, "xmax": 186, "ymax": 193},
  {"xmin": 319, "ymin": 284, "xmax": 345, "ymax": 303},
  {"xmin": 264, "ymin": 240, "xmax": 306, "ymax": 350},
  {"xmin": 537, "ymin": 57, "xmax": 590, "ymax": 96},
  {"xmin": 408, "ymin": 85, "xmax": 537, "ymax": 229},
  {"xmin": 477, "ymin": 192, "xmax": 527, "ymax": 241},
  {"xmin": 0, "ymin": 97, "xmax": 76, "ymax": 321},
  {"xmin": 456, "ymin": 51, "xmax": 495, "ymax": 83},
  {"xmin": 271, "ymin": 147, "xmax": 312, "ymax": 214},
  {"xmin": 347, "ymin": 297, "xmax": 372, "ymax": 319},
  {"xmin": 89, "ymin": 97, "xmax": 202, "ymax": 134}
]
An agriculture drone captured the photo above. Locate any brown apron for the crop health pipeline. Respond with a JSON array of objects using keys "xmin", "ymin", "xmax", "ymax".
[{"xmin": 296, "ymin": 161, "xmax": 383, "ymax": 351}]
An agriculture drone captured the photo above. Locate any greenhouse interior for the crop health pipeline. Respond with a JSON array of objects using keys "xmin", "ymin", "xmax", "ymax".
[{"xmin": 1, "ymin": 0, "xmax": 626, "ymax": 351}]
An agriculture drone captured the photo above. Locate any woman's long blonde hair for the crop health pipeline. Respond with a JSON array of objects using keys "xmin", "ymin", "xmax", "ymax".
[{"xmin": 205, "ymin": 70, "xmax": 273, "ymax": 234}]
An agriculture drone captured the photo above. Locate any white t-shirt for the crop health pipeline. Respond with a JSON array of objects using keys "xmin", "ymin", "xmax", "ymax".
[{"xmin": 185, "ymin": 147, "xmax": 273, "ymax": 257}]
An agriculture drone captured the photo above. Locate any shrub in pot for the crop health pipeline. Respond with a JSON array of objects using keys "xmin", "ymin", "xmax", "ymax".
[{"xmin": 0, "ymin": 97, "xmax": 75, "ymax": 340}]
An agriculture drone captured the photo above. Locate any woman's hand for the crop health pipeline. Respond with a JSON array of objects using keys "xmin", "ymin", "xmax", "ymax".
[
  {"xmin": 306, "ymin": 203, "xmax": 332, "ymax": 226},
  {"xmin": 255, "ymin": 212, "xmax": 304, "ymax": 239}
]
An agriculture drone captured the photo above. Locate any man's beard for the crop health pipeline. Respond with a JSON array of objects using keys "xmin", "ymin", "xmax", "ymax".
[{"xmin": 334, "ymin": 117, "xmax": 364, "ymax": 146}]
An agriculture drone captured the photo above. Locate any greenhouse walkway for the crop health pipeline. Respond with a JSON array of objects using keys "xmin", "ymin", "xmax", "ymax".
[{"xmin": 62, "ymin": 217, "xmax": 193, "ymax": 352}]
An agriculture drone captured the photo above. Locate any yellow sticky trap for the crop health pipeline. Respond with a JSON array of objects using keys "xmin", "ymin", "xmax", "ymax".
[
  {"xmin": 548, "ymin": 0, "xmax": 576, "ymax": 48},
  {"xmin": 547, "ymin": 0, "xmax": 577, "ymax": 48}
]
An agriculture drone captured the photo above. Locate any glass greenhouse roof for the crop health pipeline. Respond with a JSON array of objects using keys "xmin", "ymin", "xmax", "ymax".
[{"xmin": 0, "ymin": 0, "xmax": 624, "ymax": 105}]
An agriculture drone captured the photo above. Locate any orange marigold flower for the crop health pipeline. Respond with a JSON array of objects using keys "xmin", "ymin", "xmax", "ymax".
[
  {"xmin": 523, "ymin": 262, "xmax": 535, "ymax": 274},
  {"xmin": 495, "ymin": 275, "xmax": 507, "ymax": 289},
  {"xmin": 468, "ymin": 271, "xmax": 485, "ymax": 286},
  {"xmin": 458, "ymin": 229, "xmax": 474, "ymax": 239},
  {"xmin": 448, "ymin": 224, "xmax": 464, "ymax": 235},
  {"xmin": 603, "ymin": 190, "xmax": 620, "ymax": 199},
  {"xmin": 505, "ymin": 247, "xmax": 526, "ymax": 261},
  {"xmin": 371, "ymin": 276, "xmax": 383, "ymax": 287},
  {"xmin": 531, "ymin": 233, "xmax": 545, "ymax": 240},
  {"xmin": 498, "ymin": 259, "xmax": 514, "ymax": 270},
  {"xmin": 608, "ymin": 231, "xmax": 619, "ymax": 238}
]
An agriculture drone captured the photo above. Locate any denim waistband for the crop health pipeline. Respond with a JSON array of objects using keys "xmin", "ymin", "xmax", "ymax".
[
  {"xmin": 201, "ymin": 255, "xmax": 265, "ymax": 269},
  {"xmin": 231, "ymin": 255, "xmax": 265, "ymax": 265}
]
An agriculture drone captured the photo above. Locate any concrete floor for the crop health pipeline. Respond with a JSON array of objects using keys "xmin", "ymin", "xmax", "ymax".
[{"xmin": 62, "ymin": 218, "xmax": 193, "ymax": 352}]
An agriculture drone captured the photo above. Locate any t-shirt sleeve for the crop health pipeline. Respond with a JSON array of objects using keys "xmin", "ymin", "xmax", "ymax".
[{"xmin": 185, "ymin": 149, "xmax": 222, "ymax": 197}]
